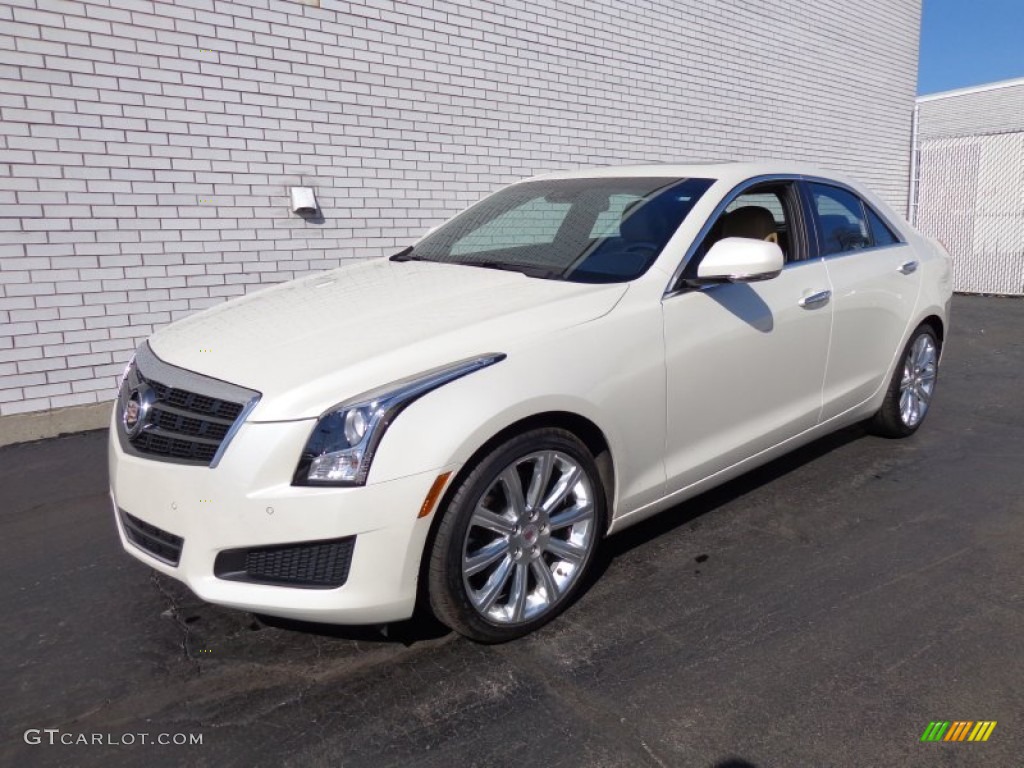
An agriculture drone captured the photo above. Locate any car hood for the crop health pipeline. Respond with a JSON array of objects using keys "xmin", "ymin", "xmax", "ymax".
[{"xmin": 147, "ymin": 258, "xmax": 628, "ymax": 421}]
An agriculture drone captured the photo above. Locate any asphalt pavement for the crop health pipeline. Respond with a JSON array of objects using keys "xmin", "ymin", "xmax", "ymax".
[{"xmin": 2, "ymin": 294, "xmax": 1022, "ymax": 768}]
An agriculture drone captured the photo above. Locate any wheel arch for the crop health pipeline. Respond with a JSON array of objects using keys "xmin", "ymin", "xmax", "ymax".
[
  {"xmin": 918, "ymin": 313, "xmax": 945, "ymax": 347},
  {"xmin": 440, "ymin": 410, "xmax": 615, "ymax": 530},
  {"xmin": 413, "ymin": 410, "xmax": 616, "ymax": 616}
]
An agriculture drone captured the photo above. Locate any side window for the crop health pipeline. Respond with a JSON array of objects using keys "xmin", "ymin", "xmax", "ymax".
[
  {"xmin": 866, "ymin": 206, "xmax": 901, "ymax": 247},
  {"xmin": 810, "ymin": 183, "xmax": 870, "ymax": 255},
  {"xmin": 685, "ymin": 182, "xmax": 801, "ymax": 278},
  {"xmin": 451, "ymin": 197, "xmax": 571, "ymax": 255},
  {"xmin": 724, "ymin": 192, "xmax": 786, "ymax": 226}
]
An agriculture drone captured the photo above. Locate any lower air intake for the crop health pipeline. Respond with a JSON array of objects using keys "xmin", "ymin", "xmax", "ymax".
[
  {"xmin": 213, "ymin": 537, "xmax": 356, "ymax": 589},
  {"xmin": 119, "ymin": 509, "xmax": 185, "ymax": 566}
]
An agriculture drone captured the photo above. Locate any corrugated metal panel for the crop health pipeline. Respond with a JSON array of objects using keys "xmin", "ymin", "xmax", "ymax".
[{"xmin": 916, "ymin": 132, "xmax": 1024, "ymax": 295}]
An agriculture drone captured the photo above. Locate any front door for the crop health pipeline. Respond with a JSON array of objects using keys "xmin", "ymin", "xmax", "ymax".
[{"xmin": 662, "ymin": 180, "xmax": 832, "ymax": 493}]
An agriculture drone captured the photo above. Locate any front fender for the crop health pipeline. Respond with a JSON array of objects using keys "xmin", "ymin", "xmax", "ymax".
[{"xmin": 365, "ymin": 302, "xmax": 668, "ymax": 518}]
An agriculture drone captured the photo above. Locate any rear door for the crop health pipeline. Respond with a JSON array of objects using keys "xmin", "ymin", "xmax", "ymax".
[{"xmin": 805, "ymin": 181, "xmax": 922, "ymax": 421}]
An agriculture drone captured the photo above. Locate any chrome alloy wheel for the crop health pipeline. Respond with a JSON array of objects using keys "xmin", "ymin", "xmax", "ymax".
[
  {"xmin": 899, "ymin": 334, "xmax": 938, "ymax": 428},
  {"xmin": 461, "ymin": 450, "xmax": 597, "ymax": 625}
]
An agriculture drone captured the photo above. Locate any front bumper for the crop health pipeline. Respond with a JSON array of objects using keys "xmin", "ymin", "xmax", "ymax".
[{"xmin": 109, "ymin": 410, "xmax": 452, "ymax": 625}]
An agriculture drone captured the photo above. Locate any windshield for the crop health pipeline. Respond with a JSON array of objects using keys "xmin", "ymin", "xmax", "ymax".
[{"xmin": 395, "ymin": 176, "xmax": 714, "ymax": 283}]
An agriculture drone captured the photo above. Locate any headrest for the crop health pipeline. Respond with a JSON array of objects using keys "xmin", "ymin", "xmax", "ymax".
[{"xmin": 720, "ymin": 206, "xmax": 778, "ymax": 241}]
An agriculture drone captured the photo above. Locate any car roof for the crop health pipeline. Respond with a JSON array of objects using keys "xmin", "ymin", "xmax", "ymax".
[{"xmin": 522, "ymin": 161, "xmax": 858, "ymax": 188}]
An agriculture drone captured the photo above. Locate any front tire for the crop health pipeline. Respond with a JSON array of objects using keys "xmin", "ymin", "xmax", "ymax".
[
  {"xmin": 427, "ymin": 428, "xmax": 606, "ymax": 643},
  {"xmin": 869, "ymin": 324, "xmax": 940, "ymax": 438}
]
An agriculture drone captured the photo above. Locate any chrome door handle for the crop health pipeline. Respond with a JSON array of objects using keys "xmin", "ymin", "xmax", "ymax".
[
  {"xmin": 898, "ymin": 260, "xmax": 919, "ymax": 275},
  {"xmin": 799, "ymin": 289, "xmax": 831, "ymax": 309}
]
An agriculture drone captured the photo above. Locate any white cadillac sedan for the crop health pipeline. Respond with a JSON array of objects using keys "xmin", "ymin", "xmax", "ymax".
[{"xmin": 109, "ymin": 162, "xmax": 952, "ymax": 642}]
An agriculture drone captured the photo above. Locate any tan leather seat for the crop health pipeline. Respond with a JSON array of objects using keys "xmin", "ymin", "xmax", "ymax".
[{"xmin": 719, "ymin": 205, "xmax": 779, "ymax": 244}]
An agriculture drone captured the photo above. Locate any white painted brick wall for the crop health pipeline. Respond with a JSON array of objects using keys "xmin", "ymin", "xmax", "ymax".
[{"xmin": 1, "ymin": 0, "xmax": 921, "ymax": 416}]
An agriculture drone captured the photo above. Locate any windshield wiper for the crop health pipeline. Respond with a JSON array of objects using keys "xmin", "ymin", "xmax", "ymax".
[
  {"xmin": 389, "ymin": 247, "xmax": 417, "ymax": 261},
  {"xmin": 457, "ymin": 259, "xmax": 563, "ymax": 280},
  {"xmin": 390, "ymin": 250, "xmax": 562, "ymax": 280}
]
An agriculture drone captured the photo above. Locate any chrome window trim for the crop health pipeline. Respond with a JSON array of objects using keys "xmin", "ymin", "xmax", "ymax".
[
  {"xmin": 813, "ymin": 241, "xmax": 911, "ymax": 265},
  {"xmin": 774, "ymin": 241, "xmax": 909, "ymax": 273},
  {"xmin": 663, "ymin": 173, "xmax": 800, "ymax": 299}
]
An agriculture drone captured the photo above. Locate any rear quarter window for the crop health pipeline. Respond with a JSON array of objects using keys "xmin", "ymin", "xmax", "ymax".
[{"xmin": 865, "ymin": 206, "xmax": 902, "ymax": 247}]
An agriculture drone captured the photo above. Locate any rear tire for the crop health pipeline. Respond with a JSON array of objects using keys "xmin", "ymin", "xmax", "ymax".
[
  {"xmin": 869, "ymin": 324, "xmax": 940, "ymax": 438},
  {"xmin": 427, "ymin": 428, "xmax": 606, "ymax": 643}
]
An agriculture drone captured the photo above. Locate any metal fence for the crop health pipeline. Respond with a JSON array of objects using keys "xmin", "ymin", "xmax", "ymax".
[{"xmin": 913, "ymin": 131, "xmax": 1024, "ymax": 295}]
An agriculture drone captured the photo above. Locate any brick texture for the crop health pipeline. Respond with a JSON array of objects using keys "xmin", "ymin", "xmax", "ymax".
[{"xmin": 1, "ymin": 0, "xmax": 921, "ymax": 415}]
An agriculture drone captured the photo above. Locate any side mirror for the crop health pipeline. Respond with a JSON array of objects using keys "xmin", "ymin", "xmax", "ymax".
[{"xmin": 695, "ymin": 237, "xmax": 784, "ymax": 283}]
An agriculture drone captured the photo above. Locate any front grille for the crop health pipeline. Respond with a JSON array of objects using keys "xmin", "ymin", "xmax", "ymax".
[
  {"xmin": 214, "ymin": 537, "xmax": 356, "ymax": 589},
  {"xmin": 131, "ymin": 429, "xmax": 220, "ymax": 464},
  {"xmin": 116, "ymin": 343, "xmax": 259, "ymax": 467},
  {"xmin": 149, "ymin": 381, "xmax": 245, "ymax": 422},
  {"xmin": 119, "ymin": 509, "xmax": 184, "ymax": 566}
]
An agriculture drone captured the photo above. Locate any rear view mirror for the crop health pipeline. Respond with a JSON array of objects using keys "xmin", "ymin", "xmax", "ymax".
[{"xmin": 696, "ymin": 237, "xmax": 784, "ymax": 283}]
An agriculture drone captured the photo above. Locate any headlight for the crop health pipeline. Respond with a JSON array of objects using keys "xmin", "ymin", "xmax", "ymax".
[{"xmin": 292, "ymin": 353, "xmax": 506, "ymax": 487}]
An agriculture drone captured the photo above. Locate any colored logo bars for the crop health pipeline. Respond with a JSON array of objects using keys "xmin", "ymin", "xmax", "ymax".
[{"xmin": 921, "ymin": 721, "xmax": 997, "ymax": 742}]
